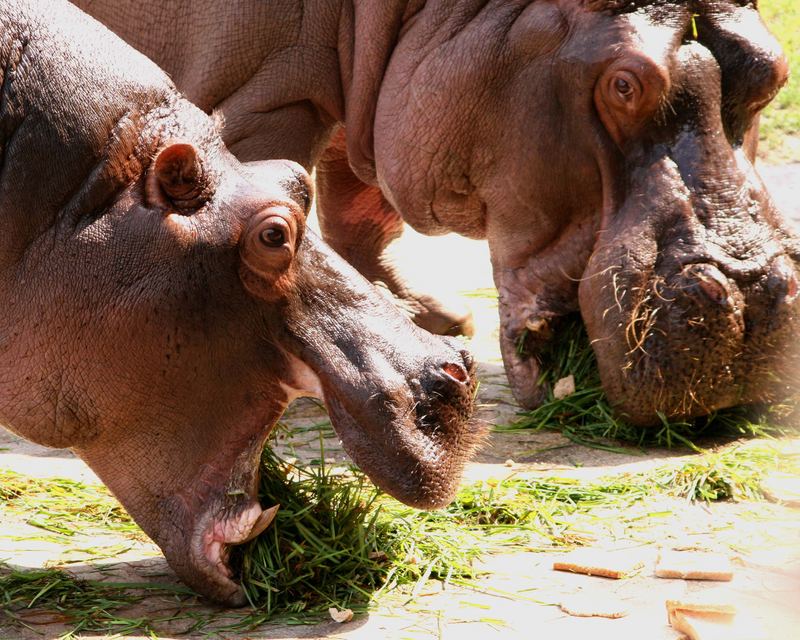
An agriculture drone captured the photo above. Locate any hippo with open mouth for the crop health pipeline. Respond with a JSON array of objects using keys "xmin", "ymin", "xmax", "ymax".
[
  {"xmin": 73, "ymin": 0, "xmax": 798, "ymax": 426},
  {"xmin": 0, "ymin": 0, "xmax": 482, "ymax": 605}
]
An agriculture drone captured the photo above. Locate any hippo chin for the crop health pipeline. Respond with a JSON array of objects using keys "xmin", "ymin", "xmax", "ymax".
[
  {"xmin": 0, "ymin": 0, "xmax": 482, "ymax": 606},
  {"xmin": 73, "ymin": 0, "xmax": 797, "ymax": 425}
]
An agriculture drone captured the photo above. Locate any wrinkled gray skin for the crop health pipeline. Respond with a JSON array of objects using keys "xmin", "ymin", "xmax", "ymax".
[
  {"xmin": 74, "ymin": 0, "xmax": 799, "ymax": 426},
  {"xmin": 0, "ymin": 0, "xmax": 482, "ymax": 605}
]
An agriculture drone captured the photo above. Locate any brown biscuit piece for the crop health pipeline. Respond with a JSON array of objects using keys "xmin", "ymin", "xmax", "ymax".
[
  {"xmin": 553, "ymin": 549, "xmax": 645, "ymax": 579},
  {"xmin": 665, "ymin": 593, "xmax": 737, "ymax": 624},
  {"xmin": 655, "ymin": 551, "xmax": 733, "ymax": 581},
  {"xmin": 670, "ymin": 610, "xmax": 767, "ymax": 640}
]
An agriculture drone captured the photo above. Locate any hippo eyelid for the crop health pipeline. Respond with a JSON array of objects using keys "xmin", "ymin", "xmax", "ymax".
[
  {"xmin": 239, "ymin": 208, "xmax": 299, "ymax": 283},
  {"xmin": 257, "ymin": 216, "xmax": 292, "ymax": 249}
]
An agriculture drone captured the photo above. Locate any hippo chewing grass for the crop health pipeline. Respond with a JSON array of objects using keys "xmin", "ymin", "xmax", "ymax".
[
  {"xmin": 75, "ymin": 0, "xmax": 800, "ymax": 426},
  {"xmin": 0, "ymin": 0, "xmax": 483, "ymax": 605}
]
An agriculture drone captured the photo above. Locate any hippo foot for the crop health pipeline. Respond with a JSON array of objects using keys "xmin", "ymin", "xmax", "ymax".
[{"xmin": 378, "ymin": 283, "xmax": 475, "ymax": 337}]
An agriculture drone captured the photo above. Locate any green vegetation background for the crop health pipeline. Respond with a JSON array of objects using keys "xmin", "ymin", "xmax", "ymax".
[{"xmin": 760, "ymin": 0, "xmax": 799, "ymax": 162}]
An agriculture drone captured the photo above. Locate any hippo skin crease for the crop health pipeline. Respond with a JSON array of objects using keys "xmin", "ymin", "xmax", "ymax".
[
  {"xmin": 0, "ymin": 0, "xmax": 483, "ymax": 606},
  {"xmin": 72, "ymin": 0, "xmax": 800, "ymax": 426}
]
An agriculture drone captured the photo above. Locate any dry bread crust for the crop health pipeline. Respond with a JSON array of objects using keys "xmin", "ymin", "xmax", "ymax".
[
  {"xmin": 552, "ymin": 549, "xmax": 645, "ymax": 579},
  {"xmin": 669, "ymin": 609, "xmax": 768, "ymax": 640},
  {"xmin": 655, "ymin": 551, "xmax": 734, "ymax": 581},
  {"xmin": 559, "ymin": 594, "xmax": 629, "ymax": 618}
]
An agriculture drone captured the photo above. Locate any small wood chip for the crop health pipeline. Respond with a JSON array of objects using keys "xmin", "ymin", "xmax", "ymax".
[
  {"xmin": 552, "ymin": 549, "xmax": 644, "ymax": 579},
  {"xmin": 656, "ymin": 551, "xmax": 733, "ymax": 581},
  {"xmin": 559, "ymin": 594, "xmax": 628, "ymax": 619},
  {"xmin": 666, "ymin": 590, "xmax": 737, "ymax": 624},
  {"xmin": 328, "ymin": 607, "xmax": 354, "ymax": 623},
  {"xmin": 669, "ymin": 609, "xmax": 767, "ymax": 640},
  {"xmin": 553, "ymin": 375, "xmax": 576, "ymax": 400}
]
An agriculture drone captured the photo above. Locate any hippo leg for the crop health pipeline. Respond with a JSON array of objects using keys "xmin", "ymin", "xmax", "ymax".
[{"xmin": 316, "ymin": 130, "xmax": 474, "ymax": 337}]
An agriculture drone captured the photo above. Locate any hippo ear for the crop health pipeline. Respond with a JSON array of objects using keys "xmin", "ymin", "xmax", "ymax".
[{"xmin": 148, "ymin": 142, "xmax": 210, "ymax": 210}]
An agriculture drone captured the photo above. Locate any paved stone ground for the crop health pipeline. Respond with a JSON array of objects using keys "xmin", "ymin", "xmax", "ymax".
[{"xmin": 1, "ymin": 163, "xmax": 799, "ymax": 639}]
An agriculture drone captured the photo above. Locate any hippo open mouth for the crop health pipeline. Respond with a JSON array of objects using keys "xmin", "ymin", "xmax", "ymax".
[{"xmin": 171, "ymin": 334, "xmax": 479, "ymax": 605}]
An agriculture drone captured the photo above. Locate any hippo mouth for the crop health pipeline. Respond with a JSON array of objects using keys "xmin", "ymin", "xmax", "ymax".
[
  {"xmin": 196, "ymin": 500, "xmax": 279, "ymax": 583},
  {"xmin": 577, "ymin": 151, "xmax": 800, "ymax": 425},
  {"xmin": 166, "ymin": 347, "xmax": 482, "ymax": 605},
  {"xmin": 169, "ymin": 468, "xmax": 281, "ymax": 606}
]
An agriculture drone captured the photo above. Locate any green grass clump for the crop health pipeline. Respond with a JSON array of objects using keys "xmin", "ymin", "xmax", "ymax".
[
  {"xmin": 760, "ymin": 0, "xmax": 800, "ymax": 161},
  {"xmin": 0, "ymin": 563, "xmax": 189, "ymax": 637},
  {"xmin": 0, "ymin": 469, "xmax": 142, "ymax": 540},
  {"xmin": 653, "ymin": 442, "xmax": 798, "ymax": 502},
  {"xmin": 232, "ymin": 446, "xmax": 482, "ymax": 621},
  {"xmin": 501, "ymin": 315, "xmax": 796, "ymax": 450}
]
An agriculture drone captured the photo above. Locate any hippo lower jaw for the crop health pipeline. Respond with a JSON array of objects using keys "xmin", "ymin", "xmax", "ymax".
[
  {"xmin": 184, "ymin": 500, "xmax": 279, "ymax": 606},
  {"xmin": 200, "ymin": 502, "xmax": 279, "ymax": 579},
  {"xmin": 162, "ymin": 346, "xmax": 481, "ymax": 605}
]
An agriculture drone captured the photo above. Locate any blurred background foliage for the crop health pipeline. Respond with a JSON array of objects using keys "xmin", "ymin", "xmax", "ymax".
[{"xmin": 760, "ymin": 0, "xmax": 799, "ymax": 162}]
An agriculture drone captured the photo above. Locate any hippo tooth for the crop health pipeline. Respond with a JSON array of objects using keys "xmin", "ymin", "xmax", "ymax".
[
  {"xmin": 240, "ymin": 504, "xmax": 280, "ymax": 543},
  {"xmin": 525, "ymin": 317, "xmax": 548, "ymax": 334}
]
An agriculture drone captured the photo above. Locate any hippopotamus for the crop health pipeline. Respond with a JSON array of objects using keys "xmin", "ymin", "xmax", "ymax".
[
  {"xmin": 73, "ymin": 0, "xmax": 799, "ymax": 426},
  {"xmin": 0, "ymin": 0, "xmax": 481, "ymax": 605}
]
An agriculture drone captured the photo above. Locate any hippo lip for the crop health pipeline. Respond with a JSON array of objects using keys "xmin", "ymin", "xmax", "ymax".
[{"xmin": 188, "ymin": 499, "xmax": 279, "ymax": 604}]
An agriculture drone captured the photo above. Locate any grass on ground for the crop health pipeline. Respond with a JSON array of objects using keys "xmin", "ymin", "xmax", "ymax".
[
  {"xmin": 501, "ymin": 315, "xmax": 796, "ymax": 451},
  {"xmin": 0, "ymin": 470, "xmax": 142, "ymax": 541},
  {"xmin": 1, "ymin": 439, "xmax": 797, "ymax": 636}
]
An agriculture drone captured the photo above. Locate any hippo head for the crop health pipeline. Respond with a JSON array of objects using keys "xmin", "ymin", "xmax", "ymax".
[
  {"xmin": 365, "ymin": 0, "xmax": 797, "ymax": 425},
  {"xmin": 0, "ymin": 100, "xmax": 481, "ymax": 604}
]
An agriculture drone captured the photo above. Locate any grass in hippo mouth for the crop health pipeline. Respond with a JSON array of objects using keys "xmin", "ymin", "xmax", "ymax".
[
  {"xmin": 229, "ymin": 443, "xmax": 483, "ymax": 620},
  {"xmin": 1, "ymin": 439, "xmax": 797, "ymax": 633},
  {"xmin": 503, "ymin": 315, "xmax": 797, "ymax": 452}
]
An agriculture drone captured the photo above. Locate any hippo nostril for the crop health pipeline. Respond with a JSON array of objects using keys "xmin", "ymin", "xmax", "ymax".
[
  {"xmin": 442, "ymin": 362, "xmax": 469, "ymax": 384},
  {"xmin": 684, "ymin": 263, "xmax": 731, "ymax": 307},
  {"xmin": 459, "ymin": 349, "xmax": 475, "ymax": 373},
  {"xmin": 768, "ymin": 257, "xmax": 799, "ymax": 305}
]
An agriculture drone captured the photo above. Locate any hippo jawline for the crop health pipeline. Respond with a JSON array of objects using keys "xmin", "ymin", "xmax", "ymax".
[
  {"xmin": 172, "ymin": 364, "xmax": 482, "ymax": 605},
  {"xmin": 189, "ymin": 498, "xmax": 278, "ymax": 606}
]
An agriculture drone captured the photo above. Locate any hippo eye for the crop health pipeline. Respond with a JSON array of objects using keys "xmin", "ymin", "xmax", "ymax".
[
  {"xmin": 240, "ymin": 209, "xmax": 298, "ymax": 284},
  {"xmin": 615, "ymin": 77, "xmax": 633, "ymax": 99},
  {"xmin": 259, "ymin": 225, "xmax": 287, "ymax": 248},
  {"xmin": 610, "ymin": 71, "xmax": 641, "ymax": 104}
]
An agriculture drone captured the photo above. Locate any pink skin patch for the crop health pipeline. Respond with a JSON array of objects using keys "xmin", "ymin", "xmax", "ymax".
[{"xmin": 202, "ymin": 503, "xmax": 279, "ymax": 578}]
